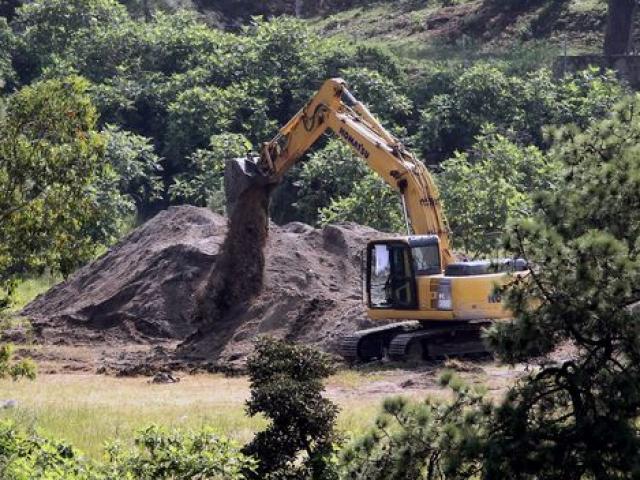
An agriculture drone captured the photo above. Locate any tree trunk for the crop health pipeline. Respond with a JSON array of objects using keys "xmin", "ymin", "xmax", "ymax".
[{"xmin": 603, "ymin": 0, "xmax": 636, "ymax": 56}]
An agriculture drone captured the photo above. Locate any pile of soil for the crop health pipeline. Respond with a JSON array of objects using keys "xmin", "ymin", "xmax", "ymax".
[{"xmin": 22, "ymin": 205, "xmax": 385, "ymax": 365}]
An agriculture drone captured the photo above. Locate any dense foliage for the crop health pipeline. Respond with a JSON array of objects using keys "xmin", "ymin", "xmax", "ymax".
[
  {"xmin": 1, "ymin": 0, "xmax": 626, "ymax": 236},
  {"xmin": 0, "ymin": 77, "xmax": 108, "ymax": 307},
  {"xmin": 481, "ymin": 96, "xmax": 640, "ymax": 478},
  {"xmin": 243, "ymin": 337, "xmax": 340, "ymax": 479},
  {"xmin": 438, "ymin": 128, "xmax": 560, "ymax": 256},
  {"xmin": 341, "ymin": 95, "xmax": 640, "ymax": 479},
  {"xmin": 341, "ymin": 372, "xmax": 490, "ymax": 480},
  {"xmin": 417, "ymin": 66, "xmax": 624, "ymax": 161},
  {"xmin": 0, "ymin": 422, "xmax": 254, "ymax": 479}
]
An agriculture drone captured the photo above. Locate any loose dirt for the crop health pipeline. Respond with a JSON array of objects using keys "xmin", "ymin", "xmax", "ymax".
[
  {"xmin": 21, "ymin": 205, "xmax": 386, "ymax": 372},
  {"xmin": 194, "ymin": 184, "xmax": 270, "ymax": 325}
]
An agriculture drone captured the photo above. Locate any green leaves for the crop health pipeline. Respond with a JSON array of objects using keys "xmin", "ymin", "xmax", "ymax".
[
  {"xmin": 341, "ymin": 373, "xmax": 491, "ymax": 480},
  {"xmin": 481, "ymin": 95, "xmax": 640, "ymax": 478},
  {"xmin": 169, "ymin": 133, "xmax": 253, "ymax": 210},
  {"xmin": 0, "ymin": 76, "xmax": 107, "ymax": 290},
  {"xmin": 437, "ymin": 128, "xmax": 560, "ymax": 256},
  {"xmin": 244, "ymin": 337, "xmax": 339, "ymax": 480},
  {"xmin": 105, "ymin": 426, "xmax": 255, "ymax": 480},
  {"xmin": 0, "ymin": 422, "xmax": 254, "ymax": 480},
  {"xmin": 416, "ymin": 65, "xmax": 624, "ymax": 161}
]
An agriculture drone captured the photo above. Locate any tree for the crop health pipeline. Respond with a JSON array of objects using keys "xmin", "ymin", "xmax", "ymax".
[
  {"xmin": 0, "ymin": 76, "xmax": 106, "ymax": 306},
  {"xmin": 415, "ymin": 66, "xmax": 624, "ymax": 162},
  {"xmin": 340, "ymin": 95, "xmax": 640, "ymax": 480},
  {"xmin": 319, "ymin": 172, "xmax": 405, "ymax": 233},
  {"xmin": 102, "ymin": 126, "xmax": 163, "ymax": 219},
  {"xmin": 243, "ymin": 337, "xmax": 339, "ymax": 480},
  {"xmin": 294, "ymin": 139, "xmax": 369, "ymax": 225},
  {"xmin": 604, "ymin": 0, "xmax": 636, "ymax": 55},
  {"xmin": 437, "ymin": 128, "xmax": 560, "ymax": 256},
  {"xmin": 481, "ymin": 96, "xmax": 640, "ymax": 478},
  {"xmin": 169, "ymin": 133, "xmax": 253, "ymax": 212},
  {"xmin": 340, "ymin": 372, "xmax": 490, "ymax": 480}
]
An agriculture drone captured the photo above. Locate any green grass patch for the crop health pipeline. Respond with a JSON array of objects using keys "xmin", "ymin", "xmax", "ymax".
[
  {"xmin": 0, "ymin": 372, "xmax": 397, "ymax": 459},
  {"xmin": 6, "ymin": 273, "xmax": 60, "ymax": 313}
]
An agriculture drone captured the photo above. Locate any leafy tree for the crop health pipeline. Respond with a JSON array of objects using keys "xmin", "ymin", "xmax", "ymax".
[
  {"xmin": 294, "ymin": 139, "xmax": 369, "ymax": 225},
  {"xmin": 243, "ymin": 337, "xmax": 339, "ymax": 480},
  {"xmin": 12, "ymin": 0, "xmax": 130, "ymax": 82},
  {"xmin": 0, "ymin": 76, "xmax": 106, "ymax": 306},
  {"xmin": 169, "ymin": 133, "xmax": 253, "ymax": 211},
  {"xmin": 340, "ymin": 372, "xmax": 490, "ymax": 480},
  {"xmin": 416, "ymin": 65, "xmax": 624, "ymax": 162},
  {"xmin": 341, "ymin": 67, "xmax": 413, "ymax": 135},
  {"xmin": 438, "ymin": 128, "xmax": 560, "ymax": 256},
  {"xmin": 319, "ymin": 172, "xmax": 404, "ymax": 233},
  {"xmin": 102, "ymin": 126, "xmax": 163, "ymax": 217},
  {"xmin": 480, "ymin": 96, "xmax": 640, "ymax": 478}
]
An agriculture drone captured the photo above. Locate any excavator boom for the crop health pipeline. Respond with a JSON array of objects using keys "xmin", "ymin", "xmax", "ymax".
[{"xmin": 225, "ymin": 78, "xmax": 454, "ymax": 266}]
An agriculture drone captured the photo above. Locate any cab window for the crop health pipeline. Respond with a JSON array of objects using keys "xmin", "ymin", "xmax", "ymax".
[
  {"xmin": 368, "ymin": 243, "xmax": 417, "ymax": 309},
  {"xmin": 411, "ymin": 244, "xmax": 441, "ymax": 275}
]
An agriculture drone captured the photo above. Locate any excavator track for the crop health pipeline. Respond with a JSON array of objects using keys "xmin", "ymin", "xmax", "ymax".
[
  {"xmin": 339, "ymin": 322, "xmax": 419, "ymax": 362},
  {"xmin": 340, "ymin": 321, "xmax": 492, "ymax": 363}
]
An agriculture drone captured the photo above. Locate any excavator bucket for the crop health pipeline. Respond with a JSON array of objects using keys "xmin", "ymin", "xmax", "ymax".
[{"xmin": 224, "ymin": 157, "xmax": 270, "ymax": 215}]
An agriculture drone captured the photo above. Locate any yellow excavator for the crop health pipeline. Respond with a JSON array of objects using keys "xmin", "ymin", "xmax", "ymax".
[{"xmin": 225, "ymin": 78, "xmax": 528, "ymax": 362}]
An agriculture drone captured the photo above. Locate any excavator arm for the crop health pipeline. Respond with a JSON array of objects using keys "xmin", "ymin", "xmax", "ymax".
[{"xmin": 226, "ymin": 78, "xmax": 454, "ymax": 266}]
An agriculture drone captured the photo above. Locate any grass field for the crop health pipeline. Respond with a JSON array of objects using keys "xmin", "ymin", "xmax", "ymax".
[{"xmin": 0, "ymin": 371, "xmax": 408, "ymax": 459}]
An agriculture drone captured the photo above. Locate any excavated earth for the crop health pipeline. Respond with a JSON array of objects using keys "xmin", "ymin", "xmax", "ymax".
[{"xmin": 21, "ymin": 206, "xmax": 386, "ymax": 372}]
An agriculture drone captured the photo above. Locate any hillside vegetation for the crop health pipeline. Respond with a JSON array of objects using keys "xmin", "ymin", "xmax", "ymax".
[{"xmin": 119, "ymin": 0, "xmax": 609, "ymax": 59}]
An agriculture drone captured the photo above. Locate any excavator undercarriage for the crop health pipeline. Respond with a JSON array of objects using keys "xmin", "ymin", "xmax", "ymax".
[{"xmin": 339, "ymin": 320, "xmax": 492, "ymax": 363}]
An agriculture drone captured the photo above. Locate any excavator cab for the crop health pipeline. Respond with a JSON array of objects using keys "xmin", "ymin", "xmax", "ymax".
[
  {"xmin": 367, "ymin": 241, "xmax": 417, "ymax": 310},
  {"xmin": 366, "ymin": 236, "xmax": 441, "ymax": 311}
]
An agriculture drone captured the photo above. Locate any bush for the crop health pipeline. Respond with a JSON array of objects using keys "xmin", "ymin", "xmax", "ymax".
[
  {"xmin": 0, "ymin": 422, "xmax": 254, "ymax": 480},
  {"xmin": 340, "ymin": 372, "xmax": 491, "ymax": 480},
  {"xmin": 104, "ymin": 425, "xmax": 255, "ymax": 479},
  {"xmin": 243, "ymin": 337, "xmax": 339, "ymax": 480}
]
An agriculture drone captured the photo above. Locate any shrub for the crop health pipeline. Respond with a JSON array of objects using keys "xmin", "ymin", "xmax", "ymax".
[
  {"xmin": 340, "ymin": 373, "xmax": 491, "ymax": 480},
  {"xmin": 104, "ymin": 425, "xmax": 255, "ymax": 479},
  {"xmin": 243, "ymin": 337, "xmax": 339, "ymax": 480}
]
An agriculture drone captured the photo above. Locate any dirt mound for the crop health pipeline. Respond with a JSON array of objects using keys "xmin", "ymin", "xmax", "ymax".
[{"xmin": 22, "ymin": 206, "xmax": 385, "ymax": 364}]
